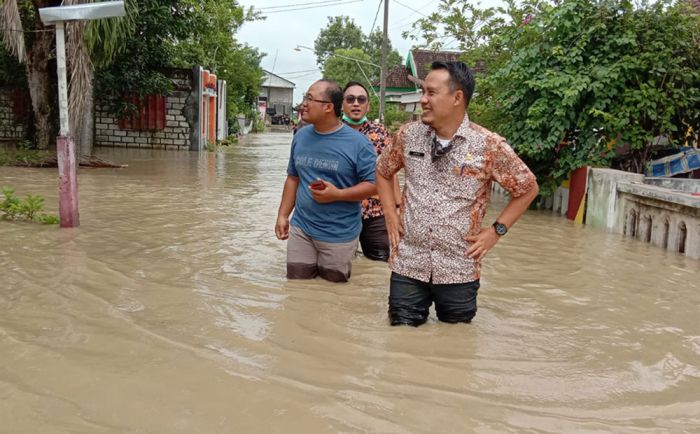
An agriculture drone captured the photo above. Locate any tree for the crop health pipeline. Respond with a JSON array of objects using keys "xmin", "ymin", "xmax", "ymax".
[
  {"xmin": 0, "ymin": 0, "xmax": 135, "ymax": 153},
  {"xmin": 313, "ymin": 15, "xmax": 403, "ymax": 78},
  {"xmin": 491, "ymin": 0, "xmax": 699, "ymax": 192},
  {"xmin": 171, "ymin": 0, "xmax": 263, "ymax": 119},
  {"xmin": 313, "ymin": 16, "xmax": 364, "ymax": 66},
  {"xmin": 1, "ymin": 0, "xmax": 60, "ymax": 150},
  {"xmin": 405, "ymin": 0, "xmax": 700, "ymax": 194},
  {"xmin": 98, "ymin": 0, "xmax": 263, "ymax": 127},
  {"xmin": 67, "ymin": 0, "xmax": 136, "ymax": 157},
  {"xmin": 321, "ymin": 48, "xmax": 377, "ymax": 90},
  {"xmin": 363, "ymin": 28, "xmax": 402, "ymax": 71}
]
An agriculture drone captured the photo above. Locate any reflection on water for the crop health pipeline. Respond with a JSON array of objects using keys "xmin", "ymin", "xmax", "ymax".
[{"xmin": 1, "ymin": 133, "xmax": 698, "ymax": 433}]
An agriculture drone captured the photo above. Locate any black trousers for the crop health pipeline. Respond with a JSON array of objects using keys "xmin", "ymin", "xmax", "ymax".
[{"xmin": 359, "ymin": 215, "xmax": 389, "ymax": 262}]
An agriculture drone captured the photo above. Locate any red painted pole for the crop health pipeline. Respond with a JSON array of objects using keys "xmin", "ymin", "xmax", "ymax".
[{"xmin": 57, "ymin": 135, "xmax": 80, "ymax": 228}]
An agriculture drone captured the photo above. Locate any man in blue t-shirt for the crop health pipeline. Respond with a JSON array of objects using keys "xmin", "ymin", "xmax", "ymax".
[{"xmin": 275, "ymin": 79, "xmax": 377, "ymax": 282}]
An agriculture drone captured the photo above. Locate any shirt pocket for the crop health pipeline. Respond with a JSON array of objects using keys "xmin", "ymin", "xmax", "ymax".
[{"xmin": 448, "ymin": 154, "xmax": 486, "ymax": 200}]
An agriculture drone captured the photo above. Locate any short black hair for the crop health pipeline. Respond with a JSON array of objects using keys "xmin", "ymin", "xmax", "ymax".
[
  {"xmin": 319, "ymin": 79, "xmax": 343, "ymax": 117},
  {"xmin": 430, "ymin": 61, "xmax": 475, "ymax": 108},
  {"xmin": 343, "ymin": 81, "xmax": 369, "ymax": 97}
]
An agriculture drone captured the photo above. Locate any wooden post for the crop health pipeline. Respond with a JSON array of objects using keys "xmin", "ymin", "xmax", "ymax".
[{"xmin": 55, "ymin": 21, "xmax": 80, "ymax": 227}]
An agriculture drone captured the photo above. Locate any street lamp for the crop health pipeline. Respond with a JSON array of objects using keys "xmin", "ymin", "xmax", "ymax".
[
  {"xmin": 39, "ymin": 1, "xmax": 126, "ymax": 228},
  {"xmin": 294, "ymin": 45, "xmax": 384, "ymax": 117}
]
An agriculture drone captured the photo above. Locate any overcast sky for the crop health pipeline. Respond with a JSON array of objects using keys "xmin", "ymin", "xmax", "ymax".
[{"xmin": 237, "ymin": 0, "xmax": 449, "ymax": 103}]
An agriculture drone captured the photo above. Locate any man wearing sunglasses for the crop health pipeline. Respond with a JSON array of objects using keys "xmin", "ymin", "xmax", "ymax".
[
  {"xmin": 275, "ymin": 79, "xmax": 378, "ymax": 282},
  {"xmin": 375, "ymin": 61, "xmax": 539, "ymax": 326},
  {"xmin": 341, "ymin": 81, "xmax": 402, "ymax": 262}
]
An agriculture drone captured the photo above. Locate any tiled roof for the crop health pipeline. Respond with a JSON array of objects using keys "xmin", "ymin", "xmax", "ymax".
[
  {"xmin": 384, "ymin": 65, "xmax": 412, "ymax": 88},
  {"xmin": 410, "ymin": 49, "xmax": 463, "ymax": 80},
  {"xmin": 373, "ymin": 49, "xmax": 488, "ymax": 88}
]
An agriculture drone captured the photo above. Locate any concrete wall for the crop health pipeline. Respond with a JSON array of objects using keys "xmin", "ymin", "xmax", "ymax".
[
  {"xmin": 587, "ymin": 168, "xmax": 644, "ymax": 232},
  {"xmin": 644, "ymin": 177, "xmax": 700, "ymax": 193},
  {"xmin": 588, "ymin": 168, "xmax": 700, "ymax": 259},
  {"xmin": 95, "ymin": 69, "xmax": 196, "ymax": 150},
  {"xmin": 0, "ymin": 88, "xmax": 26, "ymax": 142},
  {"xmin": 618, "ymin": 185, "xmax": 700, "ymax": 258}
]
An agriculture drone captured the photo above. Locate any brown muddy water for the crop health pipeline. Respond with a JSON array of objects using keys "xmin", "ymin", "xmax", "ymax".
[{"xmin": 1, "ymin": 132, "xmax": 698, "ymax": 433}]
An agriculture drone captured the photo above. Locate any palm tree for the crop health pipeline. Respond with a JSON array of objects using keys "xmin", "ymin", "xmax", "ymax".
[
  {"xmin": 1, "ymin": 0, "xmax": 56, "ymax": 150},
  {"xmin": 64, "ymin": 0, "xmax": 134, "ymax": 157},
  {"xmin": 0, "ymin": 0, "xmax": 133, "ymax": 155}
]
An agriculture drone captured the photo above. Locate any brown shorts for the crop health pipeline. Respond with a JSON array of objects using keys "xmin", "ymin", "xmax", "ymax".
[{"xmin": 287, "ymin": 225, "xmax": 358, "ymax": 283}]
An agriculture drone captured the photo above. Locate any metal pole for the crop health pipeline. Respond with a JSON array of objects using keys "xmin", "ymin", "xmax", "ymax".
[
  {"xmin": 379, "ymin": 0, "xmax": 389, "ymax": 124},
  {"xmin": 55, "ymin": 22, "xmax": 70, "ymax": 136}
]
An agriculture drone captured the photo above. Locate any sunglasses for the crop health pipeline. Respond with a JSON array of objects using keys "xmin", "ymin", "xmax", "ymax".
[{"xmin": 344, "ymin": 95, "xmax": 368, "ymax": 104}]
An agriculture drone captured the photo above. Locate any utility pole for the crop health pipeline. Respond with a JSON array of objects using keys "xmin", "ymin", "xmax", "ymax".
[{"xmin": 379, "ymin": 0, "xmax": 389, "ymax": 124}]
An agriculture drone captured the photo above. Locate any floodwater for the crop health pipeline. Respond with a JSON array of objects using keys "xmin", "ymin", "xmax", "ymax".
[{"xmin": 1, "ymin": 132, "xmax": 698, "ymax": 434}]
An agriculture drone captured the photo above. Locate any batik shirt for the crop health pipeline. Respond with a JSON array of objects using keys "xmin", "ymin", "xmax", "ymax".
[
  {"xmin": 376, "ymin": 114, "xmax": 537, "ymax": 284},
  {"xmin": 356, "ymin": 121, "xmax": 392, "ymax": 220}
]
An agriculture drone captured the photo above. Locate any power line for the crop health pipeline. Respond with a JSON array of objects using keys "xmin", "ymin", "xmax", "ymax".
[
  {"xmin": 256, "ymin": 0, "xmax": 347, "ymax": 10},
  {"xmin": 393, "ymin": 0, "xmax": 430, "ymax": 18},
  {"xmin": 275, "ymin": 68, "xmax": 320, "ymax": 74},
  {"xmin": 260, "ymin": 0, "xmax": 363, "ymax": 14},
  {"xmin": 369, "ymin": 0, "xmax": 383, "ymax": 36},
  {"xmin": 395, "ymin": 0, "xmax": 437, "ymax": 28}
]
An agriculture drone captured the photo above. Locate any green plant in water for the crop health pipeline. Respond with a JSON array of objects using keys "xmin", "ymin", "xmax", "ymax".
[
  {"xmin": 1, "ymin": 187, "xmax": 21, "ymax": 219},
  {"xmin": 0, "ymin": 187, "xmax": 59, "ymax": 224}
]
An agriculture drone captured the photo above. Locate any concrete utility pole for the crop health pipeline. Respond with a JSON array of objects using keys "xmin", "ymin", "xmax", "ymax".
[
  {"xmin": 379, "ymin": 0, "xmax": 389, "ymax": 124},
  {"xmin": 38, "ymin": 1, "xmax": 125, "ymax": 228}
]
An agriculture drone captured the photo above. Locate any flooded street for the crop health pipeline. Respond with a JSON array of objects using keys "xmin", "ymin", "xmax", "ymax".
[{"xmin": 1, "ymin": 132, "xmax": 698, "ymax": 433}]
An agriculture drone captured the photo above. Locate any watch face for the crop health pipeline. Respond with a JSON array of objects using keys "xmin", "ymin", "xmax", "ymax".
[{"xmin": 494, "ymin": 223, "xmax": 507, "ymax": 236}]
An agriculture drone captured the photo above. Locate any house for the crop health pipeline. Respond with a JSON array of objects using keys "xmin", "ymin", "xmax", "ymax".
[
  {"xmin": 374, "ymin": 49, "xmax": 486, "ymax": 113},
  {"xmin": 259, "ymin": 70, "xmax": 295, "ymax": 121}
]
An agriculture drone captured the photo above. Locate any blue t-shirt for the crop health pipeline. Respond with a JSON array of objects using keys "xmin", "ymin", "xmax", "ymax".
[{"xmin": 287, "ymin": 124, "xmax": 377, "ymax": 242}]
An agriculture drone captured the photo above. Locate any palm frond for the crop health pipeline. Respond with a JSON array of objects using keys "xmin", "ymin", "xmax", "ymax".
[
  {"xmin": 64, "ymin": 0, "xmax": 94, "ymax": 136},
  {"xmin": 67, "ymin": 19, "xmax": 93, "ymax": 135},
  {"xmin": 0, "ymin": 0, "xmax": 27, "ymax": 63}
]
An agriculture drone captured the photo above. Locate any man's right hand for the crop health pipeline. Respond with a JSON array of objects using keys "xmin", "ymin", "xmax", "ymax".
[
  {"xmin": 384, "ymin": 210, "xmax": 404, "ymax": 251},
  {"xmin": 275, "ymin": 215, "xmax": 290, "ymax": 240}
]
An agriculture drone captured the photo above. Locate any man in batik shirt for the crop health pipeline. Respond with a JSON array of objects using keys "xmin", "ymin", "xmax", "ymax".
[
  {"xmin": 341, "ymin": 81, "xmax": 401, "ymax": 261},
  {"xmin": 375, "ymin": 61, "xmax": 539, "ymax": 326}
]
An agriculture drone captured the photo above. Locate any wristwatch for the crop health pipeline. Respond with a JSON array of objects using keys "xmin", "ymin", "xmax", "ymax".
[{"xmin": 493, "ymin": 221, "xmax": 508, "ymax": 236}]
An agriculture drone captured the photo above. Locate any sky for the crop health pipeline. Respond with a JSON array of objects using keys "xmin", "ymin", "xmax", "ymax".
[{"xmin": 237, "ymin": 0, "xmax": 449, "ymax": 104}]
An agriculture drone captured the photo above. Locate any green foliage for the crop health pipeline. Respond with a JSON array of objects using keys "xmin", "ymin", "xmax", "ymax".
[
  {"xmin": 172, "ymin": 0, "xmax": 264, "ymax": 118},
  {"xmin": 322, "ymin": 48, "xmax": 377, "ymax": 89},
  {"xmin": 490, "ymin": 0, "xmax": 700, "ymax": 192},
  {"xmin": 364, "ymin": 29, "xmax": 403, "ymax": 70},
  {"xmin": 0, "ymin": 45, "xmax": 26, "ymax": 87},
  {"xmin": 314, "ymin": 15, "xmax": 402, "ymax": 84},
  {"xmin": 314, "ymin": 16, "xmax": 366, "ymax": 65},
  {"xmin": 1, "ymin": 187, "xmax": 58, "ymax": 224},
  {"xmin": 365, "ymin": 94, "xmax": 413, "ymax": 132},
  {"xmin": 95, "ymin": 0, "xmax": 191, "ymax": 112},
  {"xmin": 407, "ymin": 0, "xmax": 700, "ymax": 195},
  {"xmin": 96, "ymin": 0, "xmax": 264, "ymax": 121},
  {"xmin": 252, "ymin": 113, "xmax": 266, "ymax": 133},
  {"xmin": 205, "ymin": 134, "xmax": 239, "ymax": 152}
]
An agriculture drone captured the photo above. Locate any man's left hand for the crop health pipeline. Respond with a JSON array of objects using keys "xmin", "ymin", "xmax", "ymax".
[
  {"xmin": 464, "ymin": 227, "xmax": 500, "ymax": 260},
  {"xmin": 310, "ymin": 179, "xmax": 341, "ymax": 203}
]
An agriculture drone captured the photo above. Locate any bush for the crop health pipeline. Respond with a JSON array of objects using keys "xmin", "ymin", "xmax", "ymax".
[{"xmin": 1, "ymin": 187, "xmax": 59, "ymax": 224}]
